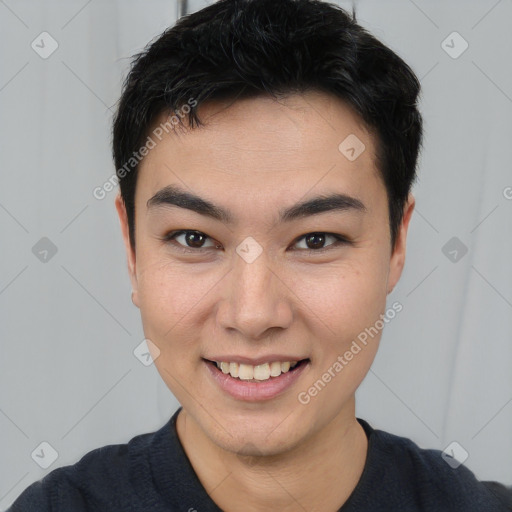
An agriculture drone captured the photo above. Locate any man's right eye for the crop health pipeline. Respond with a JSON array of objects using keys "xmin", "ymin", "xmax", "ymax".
[{"xmin": 162, "ymin": 230, "xmax": 220, "ymax": 252}]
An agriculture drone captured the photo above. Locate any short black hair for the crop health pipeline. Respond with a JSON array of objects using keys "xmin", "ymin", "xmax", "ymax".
[{"xmin": 112, "ymin": 0, "xmax": 423, "ymax": 253}]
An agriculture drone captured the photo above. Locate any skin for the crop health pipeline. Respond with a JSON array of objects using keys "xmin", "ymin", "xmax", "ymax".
[{"xmin": 115, "ymin": 91, "xmax": 415, "ymax": 511}]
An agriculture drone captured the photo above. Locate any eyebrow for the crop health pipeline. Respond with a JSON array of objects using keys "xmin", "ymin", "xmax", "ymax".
[{"xmin": 146, "ymin": 184, "xmax": 367, "ymax": 224}]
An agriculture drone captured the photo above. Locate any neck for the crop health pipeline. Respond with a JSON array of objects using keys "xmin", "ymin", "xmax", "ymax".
[{"xmin": 176, "ymin": 400, "xmax": 368, "ymax": 512}]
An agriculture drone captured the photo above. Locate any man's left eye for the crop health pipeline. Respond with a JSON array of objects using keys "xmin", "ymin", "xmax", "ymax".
[{"xmin": 294, "ymin": 232, "xmax": 348, "ymax": 251}]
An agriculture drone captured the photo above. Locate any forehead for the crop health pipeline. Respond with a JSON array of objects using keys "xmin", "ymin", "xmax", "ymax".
[{"xmin": 136, "ymin": 92, "xmax": 383, "ymax": 216}]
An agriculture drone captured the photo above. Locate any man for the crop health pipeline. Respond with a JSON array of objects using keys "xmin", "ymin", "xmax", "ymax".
[{"xmin": 9, "ymin": 0, "xmax": 512, "ymax": 510}]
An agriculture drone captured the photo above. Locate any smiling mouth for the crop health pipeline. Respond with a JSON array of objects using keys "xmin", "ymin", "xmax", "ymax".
[{"xmin": 204, "ymin": 358, "xmax": 310, "ymax": 382}]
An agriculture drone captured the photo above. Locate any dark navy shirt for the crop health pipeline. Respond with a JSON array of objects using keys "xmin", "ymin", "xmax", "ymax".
[{"xmin": 8, "ymin": 408, "xmax": 512, "ymax": 511}]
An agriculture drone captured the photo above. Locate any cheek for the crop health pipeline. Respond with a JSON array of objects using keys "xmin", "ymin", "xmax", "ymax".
[
  {"xmin": 295, "ymin": 261, "xmax": 388, "ymax": 415},
  {"xmin": 136, "ymin": 259, "xmax": 202, "ymax": 351},
  {"xmin": 291, "ymin": 255, "xmax": 389, "ymax": 336},
  {"xmin": 136, "ymin": 256, "xmax": 210, "ymax": 322},
  {"xmin": 135, "ymin": 259, "xmax": 210, "ymax": 401}
]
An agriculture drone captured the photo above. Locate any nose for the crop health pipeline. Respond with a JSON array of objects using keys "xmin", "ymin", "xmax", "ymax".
[{"xmin": 216, "ymin": 248, "xmax": 294, "ymax": 340}]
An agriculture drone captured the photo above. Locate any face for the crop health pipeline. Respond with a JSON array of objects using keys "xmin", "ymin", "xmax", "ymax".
[{"xmin": 116, "ymin": 91, "xmax": 414, "ymax": 456}]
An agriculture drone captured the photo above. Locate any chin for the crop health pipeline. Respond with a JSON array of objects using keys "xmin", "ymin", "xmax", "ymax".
[
  {"xmin": 221, "ymin": 428, "xmax": 302, "ymax": 458},
  {"xmin": 200, "ymin": 405, "xmax": 308, "ymax": 456}
]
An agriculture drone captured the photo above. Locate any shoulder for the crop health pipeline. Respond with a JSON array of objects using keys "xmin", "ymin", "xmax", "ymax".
[
  {"xmin": 368, "ymin": 424, "xmax": 512, "ymax": 511},
  {"xmin": 7, "ymin": 426, "xmax": 162, "ymax": 512}
]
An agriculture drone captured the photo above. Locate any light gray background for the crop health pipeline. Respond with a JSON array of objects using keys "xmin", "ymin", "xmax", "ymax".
[{"xmin": 1, "ymin": 0, "xmax": 511, "ymax": 508}]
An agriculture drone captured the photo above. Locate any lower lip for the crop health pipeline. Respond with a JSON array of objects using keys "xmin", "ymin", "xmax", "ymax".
[{"xmin": 204, "ymin": 360, "xmax": 309, "ymax": 401}]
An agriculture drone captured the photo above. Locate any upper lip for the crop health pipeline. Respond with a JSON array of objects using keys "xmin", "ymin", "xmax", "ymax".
[{"xmin": 204, "ymin": 355, "xmax": 309, "ymax": 366}]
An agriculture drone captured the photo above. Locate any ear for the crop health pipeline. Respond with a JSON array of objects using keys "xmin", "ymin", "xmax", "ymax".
[
  {"xmin": 115, "ymin": 193, "xmax": 140, "ymax": 308},
  {"xmin": 387, "ymin": 193, "xmax": 415, "ymax": 295}
]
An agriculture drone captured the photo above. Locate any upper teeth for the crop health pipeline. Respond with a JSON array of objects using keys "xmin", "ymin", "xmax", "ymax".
[{"xmin": 215, "ymin": 361, "xmax": 299, "ymax": 381}]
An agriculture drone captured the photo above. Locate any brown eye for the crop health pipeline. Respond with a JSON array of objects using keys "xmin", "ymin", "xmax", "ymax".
[
  {"xmin": 304, "ymin": 233, "xmax": 326, "ymax": 249},
  {"xmin": 184, "ymin": 231, "xmax": 207, "ymax": 248},
  {"xmin": 164, "ymin": 230, "xmax": 218, "ymax": 250},
  {"xmin": 294, "ymin": 232, "xmax": 350, "ymax": 251}
]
